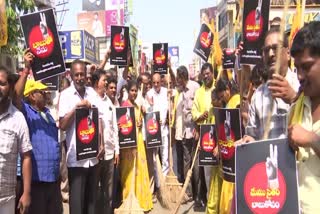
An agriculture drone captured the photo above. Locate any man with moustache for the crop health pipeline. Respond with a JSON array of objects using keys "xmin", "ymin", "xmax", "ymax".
[
  {"xmin": 191, "ymin": 62, "xmax": 216, "ymax": 209},
  {"xmin": 0, "ymin": 66, "xmax": 32, "ymax": 214},
  {"xmin": 13, "ymin": 51, "xmax": 62, "ymax": 214},
  {"xmin": 59, "ymin": 59, "xmax": 104, "ymax": 214},
  {"xmin": 243, "ymin": 27, "xmax": 300, "ymax": 142}
]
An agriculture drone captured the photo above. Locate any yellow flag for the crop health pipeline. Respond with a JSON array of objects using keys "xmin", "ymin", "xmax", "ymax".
[
  {"xmin": 0, "ymin": 0, "xmax": 7, "ymax": 46},
  {"xmin": 289, "ymin": 0, "xmax": 301, "ymax": 49},
  {"xmin": 210, "ymin": 18, "xmax": 222, "ymax": 67}
]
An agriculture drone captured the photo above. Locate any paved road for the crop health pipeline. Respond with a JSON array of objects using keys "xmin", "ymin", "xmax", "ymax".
[{"xmin": 63, "ymin": 201, "xmax": 205, "ymax": 214}]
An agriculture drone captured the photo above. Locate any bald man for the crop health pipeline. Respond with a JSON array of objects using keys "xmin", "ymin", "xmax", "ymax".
[{"xmin": 147, "ymin": 73, "xmax": 169, "ymax": 176}]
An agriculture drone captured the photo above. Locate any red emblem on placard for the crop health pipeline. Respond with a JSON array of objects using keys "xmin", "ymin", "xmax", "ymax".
[
  {"xmin": 200, "ymin": 31, "xmax": 213, "ymax": 49},
  {"xmin": 218, "ymin": 123, "xmax": 235, "ymax": 160},
  {"xmin": 244, "ymin": 10, "xmax": 264, "ymax": 42},
  {"xmin": 77, "ymin": 117, "xmax": 96, "ymax": 144},
  {"xmin": 28, "ymin": 26, "xmax": 54, "ymax": 58},
  {"xmin": 201, "ymin": 132, "xmax": 216, "ymax": 152},
  {"xmin": 113, "ymin": 31, "xmax": 126, "ymax": 53},
  {"xmin": 147, "ymin": 117, "xmax": 159, "ymax": 135},
  {"xmin": 154, "ymin": 50, "xmax": 166, "ymax": 65},
  {"xmin": 119, "ymin": 114, "xmax": 133, "ymax": 135},
  {"xmin": 244, "ymin": 163, "xmax": 286, "ymax": 214}
]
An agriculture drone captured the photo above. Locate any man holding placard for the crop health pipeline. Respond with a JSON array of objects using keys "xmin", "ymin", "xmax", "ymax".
[{"xmin": 59, "ymin": 59, "xmax": 104, "ymax": 214}]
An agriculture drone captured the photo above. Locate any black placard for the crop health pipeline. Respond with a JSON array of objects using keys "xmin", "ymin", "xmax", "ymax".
[
  {"xmin": 223, "ymin": 48, "xmax": 236, "ymax": 69},
  {"xmin": 193, "ymin": 23, "xmax": 213, "ymax": 62},
  {"xmin": 110, "ymin": 25, "xmax": 129, "ymax": 66},
  {"xmin": 75, "ymin": 107, "xmax": 99, "ymax": 160},
  {"xmin": 214, "ymin": 108, "xmax": 242, "ymax": 182},
  {"xmin": 20, "ymin": 9, "xmax": 66, "ymax": 81},
  {"xmin": 236, "ymin": 138, "xmax": 299, "ymax": 214},
  {"xmin": 116, "ymin": 107, "xmax": 137, "ymax": 148},
  {"xmin": 119, "ymin": 38, "xmax": 133, "ymax": 68},
  {"xmin": 41, "ymin": 75, "xmax": 59, "ymax": 91},
  {"xmin": 153, "ymin": 43, "xmax": 168, "ymax": 74},
  {"xmin": 199, "ymin": 124, "xmax": 219, "ymax": 166},
  {"xmin": 240, "ymin": 0, "xmax": 270, "ymax": 65},
  {"xmin": 145, "ymin": 112, "xmax": 162, "ymax": 148}
]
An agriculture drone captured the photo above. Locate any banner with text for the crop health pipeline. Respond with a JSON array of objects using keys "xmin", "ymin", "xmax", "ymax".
[
  {"xmin": 116, "ymin": 107, "xmax": 137, "ymax": 149},
  {"xmin": 214, "ymin": 108, "xmax": 242, "ymax": 182},
  {"xmin": 153, "ymin": 43, "xmax": 168, "ymax": 74},
  {"xmin": 145, "ymin": 112, "xmax": 162, "ymax": 148},
  {"xmin": 241, "ymin": 0, "xmax": 270, "ymax": 65},
  {"xmin": 110, "ymin": 25, "xmax": 129, "ymax": 66},
  {"xmin": 236, "ymin": 138, "xmax": 299, "ymax": 214},
  {"xmin": 199, "ymin": 124, "xmax": 219, "ymax": 166},
  {"xmin": 20, "ymin": 9, "xmax": 66, "ymax": 81},
  {"xmin": 194, "ymin": 23, "xmax": 213, "ymax": 62},
  {"xmin": 75, "ymin": 107, "xmax": 99, "ymax": 160}
]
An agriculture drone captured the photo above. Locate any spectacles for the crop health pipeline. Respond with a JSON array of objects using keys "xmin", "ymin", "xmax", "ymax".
[
  {"xmin": 262, "ymin": 44, "xmax": 286, "ymax": 54},
  {"xmin": 33, "ymin": 90, "xmax": 47, "ymax": 95}
]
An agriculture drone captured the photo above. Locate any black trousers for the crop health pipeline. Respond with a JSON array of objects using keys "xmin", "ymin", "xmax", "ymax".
[
  {"xmin": 68, "ymin": 165, "xmax": 99, "ymax": 214},
  {"xmin": 175, "ymin": 140, "xmax": 184, "ymax": 183},
  {"xmin": 97, "ymin": 159, "xmax": 115, "ymax": 214},
  {"xmin": 182, "ymin": 138, "xmax": 206, "ymax": 201},
  {"xmin": 28, "ymin": 181, "xmax": 62, "ymax": 214}
]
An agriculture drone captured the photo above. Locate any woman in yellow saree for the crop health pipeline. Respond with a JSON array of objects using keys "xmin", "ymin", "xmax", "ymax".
[
  {"xmin": 207, "ymin": 78, "xmax": 240, "ymax": 214},
  {"xmin": 120, "ymin": 80, "xmax": 153, "ymax": 212}
]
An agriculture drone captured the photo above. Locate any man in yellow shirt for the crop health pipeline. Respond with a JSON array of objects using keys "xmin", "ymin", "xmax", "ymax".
[
  {"xmin": 192, "ymin": 63, "xmax": 217, "ymax": 210},
  {"xmin": 288, "ymin": 21, "xmax": 320, "ymax": 214}
]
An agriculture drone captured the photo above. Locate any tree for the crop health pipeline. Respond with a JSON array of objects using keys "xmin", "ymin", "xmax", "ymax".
[{"xmin": 1, "ymin": 0, "xmax": 35, "ymax": 55}]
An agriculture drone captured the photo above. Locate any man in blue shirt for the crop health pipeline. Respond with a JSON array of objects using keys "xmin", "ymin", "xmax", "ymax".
[{"xmin": 13, "ymin": 51, "xmax": 62, "ymax": 214}]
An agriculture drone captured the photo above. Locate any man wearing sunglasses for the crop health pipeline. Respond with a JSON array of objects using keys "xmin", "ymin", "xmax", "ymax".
[
  {"xmin": 13, "ymin": 51, "xmax": 62, "ymax": 214},
  {"xmin": 243, "ymin": 27, "xmax": 300, "ymax": 142}
]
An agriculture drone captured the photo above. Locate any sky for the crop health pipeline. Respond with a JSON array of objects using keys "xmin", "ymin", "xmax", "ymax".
[{"xmin": 57, "ymin": 0, "xmax": 217, "ymax": 66}]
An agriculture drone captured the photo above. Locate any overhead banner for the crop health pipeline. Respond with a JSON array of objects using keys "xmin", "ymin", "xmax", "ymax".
[
  {"xmin": 241, "ymin": 0, "xmax": 270, "ymax": 65},
  {"xmin": 59, "ymin": 30, "xmax": 98, "ymax": 64},
  {"xmin": 105, "ymin": 9, "xmax": 124, "ymax": 37},
  {"xmin": 116, "ymin": 107, "xmax": 137, "ymax": 149},
  {"xmin": 77, "ymin": 11, "xmax": 106, "ymax": 37},
  {"xmin": 168, "ymin": 46, "xmax": 179, "ymax": 69},
  {"xmin": 236, "ymin": 138, "xmax": 299, "ymax": 214},
  {"xmin": 20, "ymin": 9, "xmax": 66, "ymax": 81},
  {"xmin": 199, "ymin": 124, "xmax": 219, "ymax": 166},
  {"xmin": 145, "ymin": 112, "xmax": 162, "ymax": 148},
  {"xmin": 75, "ymin": 107, "xmax": 99, "ymax": 160},
  {"xmin": 153, "ymin": 43, "xmax": 168, "ymax": 74},
  {"xmin": 214, "ymin": 108, "xmax": 242, "ymax": 182},
  {"xmin": 223, "ymin": 48, "xmax": 236, "ymax": 69},
  {"xmin": 82, "ymin": 0, "xmax": 106, "ymax": 11},
  {"xmin": 110, "ymin": 25, "xmax": 129, "ymax": 66},
  {"xmin": 193, "ymin": 23, "xmax": 213, "ymax": 62}
]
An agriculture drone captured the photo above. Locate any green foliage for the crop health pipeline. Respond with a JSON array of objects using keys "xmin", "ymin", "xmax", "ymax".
[{"xmin": 1, "ymin": 0, "xmax": 35, "ymax": 55}]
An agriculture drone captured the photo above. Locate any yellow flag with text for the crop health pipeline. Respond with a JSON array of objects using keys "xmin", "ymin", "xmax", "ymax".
[{"xmin": 0, "ymin": 0, "xmax": 7, "ymax": 46}]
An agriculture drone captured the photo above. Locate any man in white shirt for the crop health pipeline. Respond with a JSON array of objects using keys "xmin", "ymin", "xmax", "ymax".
[
  {"xmin": 92, "ymin": 69, "xmax": 119, "ymax": 214},
  {"xmin": 59, "ymin": 60, "xmax": 104, "ymax": 214},
  {"xmin": 147, "ymin": 73, "xmax": 169, "ymax": 175}
]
